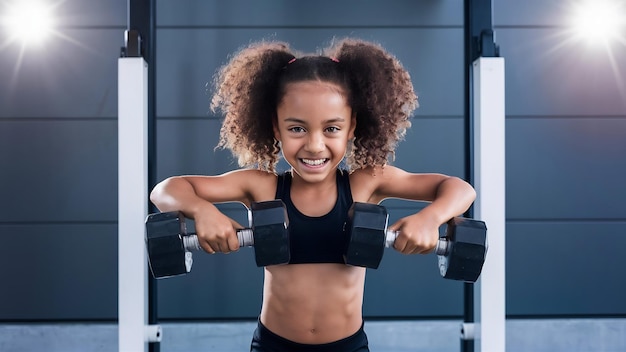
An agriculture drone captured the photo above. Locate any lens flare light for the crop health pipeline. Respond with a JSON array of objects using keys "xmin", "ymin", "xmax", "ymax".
[
  {"xmin": 564, "ymin": 0, "xmax": 626, "ymax": 113},
  {"xmin": 1, "ymin": 0, "xmax": 57, "ymax": 47},
  {"xmin": 569, "ymin": 0, "xmax": 626, "ymax": 47}
]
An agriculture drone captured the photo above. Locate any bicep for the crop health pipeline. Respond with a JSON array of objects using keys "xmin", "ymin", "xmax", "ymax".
[
  {"xmin": 184, "ymin": 169, "xmax": 274, "ymax": 206},
  {"xmin": 372, "ymin": 166, "xmax": 449, "ymax": 203}
]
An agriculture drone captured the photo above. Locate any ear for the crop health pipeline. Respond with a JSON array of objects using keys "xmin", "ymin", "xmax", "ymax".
[{"xmin": 348, "ymin": 112, "xmax": 357, "ymax": 140}]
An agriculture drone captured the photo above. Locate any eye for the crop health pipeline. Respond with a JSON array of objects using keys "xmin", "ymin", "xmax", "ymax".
[
  {"xmin": 325, "ymin": 126, "xmax": 340, "ymax": 133},
  {"xmin": 288, "ymin": 126, "xmax": 306, "ymax": 133}
]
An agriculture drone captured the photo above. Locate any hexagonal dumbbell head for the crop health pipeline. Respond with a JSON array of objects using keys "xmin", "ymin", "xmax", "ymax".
[
  {"xmin": 250, "ymin": 200, "xmax": 290, "ymax": 267},
  {"xmin": 438, "ymin": 218, "xmax": 488, "ymax": 282},
  {"xmin": 145, "ymin": 211, "xmax": 192, "ymax": 278},
  {"xmin": 344, "ymin": 202, "xmax": 388, "ymax": 269}
]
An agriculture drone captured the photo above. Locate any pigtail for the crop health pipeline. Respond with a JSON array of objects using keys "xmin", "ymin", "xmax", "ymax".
[
  {"xmin": 211, "ymin": 41, "xmax": 297, "ymax": 172},
  {"xmin": 324, "ymin": 38, "xmax": 418, "ymax": 170}
]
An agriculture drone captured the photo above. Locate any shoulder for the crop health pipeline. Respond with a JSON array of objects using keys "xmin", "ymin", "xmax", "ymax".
[
  {"xmin": 352, "ymin": 165, "xmax": 459, "ymax": 204},
  {"xmin": 350, "ymin": 165, "xmax": 437, "ymax": 203},
  {"xmin": 229, "ymin": 169, "xmax": 279, "ymax": 203},
  {"xmin": 348, "ymin": 166, "xmax": 392, "ymax": 203},
  {"xmin": 184, "ymin": 169, "xmax": 278, "ymax": 206}
]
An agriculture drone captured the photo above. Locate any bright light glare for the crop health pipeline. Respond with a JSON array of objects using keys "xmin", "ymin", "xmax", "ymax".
[
  {"xmin": 570, "ymin": 0, "xmax": 625, "ymax": 46},
  {"xmin": 2, "ymin": 1, "xmax": 56, "ymax": 46}
]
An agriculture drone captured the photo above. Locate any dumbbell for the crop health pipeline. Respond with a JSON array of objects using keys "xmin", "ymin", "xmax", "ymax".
[
  {"xmin": 145, "ymin": 200, "xmax": 290, "ymax": 279},
  {"xmin": 344, "ymin": 202, "xmax": 487, "ymax": 282}
]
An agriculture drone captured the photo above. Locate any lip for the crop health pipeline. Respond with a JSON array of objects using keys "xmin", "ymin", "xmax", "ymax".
[{"xmin": 298, "ymin": 158, "xmax": 329, "ymax": 170}]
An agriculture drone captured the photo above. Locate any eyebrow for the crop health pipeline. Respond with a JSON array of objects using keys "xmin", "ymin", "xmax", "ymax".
[{"xmin": 283, "ymin": 117, "xmax": 346, "ymax": 124}]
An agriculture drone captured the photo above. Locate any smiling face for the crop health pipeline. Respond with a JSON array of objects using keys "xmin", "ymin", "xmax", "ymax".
[{"xmin": 274, "ymin": 81, "xmax": 356, "ymax": 184}]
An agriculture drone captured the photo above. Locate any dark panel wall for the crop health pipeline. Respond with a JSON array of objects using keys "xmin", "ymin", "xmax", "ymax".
[
  {"xmin": 0, "ymin": 0, "xmax": 125, "ymax": 320},
  {"xmin": 494, "ymin": 0, "xmax": 626, "ymax": 316},
  {"xmin": 0, "ymin": 0, "xmax": 624, "ymax": 321}
]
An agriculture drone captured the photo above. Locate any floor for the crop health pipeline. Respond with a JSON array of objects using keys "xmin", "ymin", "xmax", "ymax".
[{"xmin": 1, "ymin": 318, "xmax": 625, "ymax": 351}]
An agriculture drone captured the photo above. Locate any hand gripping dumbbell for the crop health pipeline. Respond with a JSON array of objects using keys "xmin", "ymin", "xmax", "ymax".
[
  {"xmin": 344, "ymin": 202, "xmax": 487, "ymax": 283},
  {"xmin": 145, "ymin": 200, "xmax": 290, "ymax": 279}
]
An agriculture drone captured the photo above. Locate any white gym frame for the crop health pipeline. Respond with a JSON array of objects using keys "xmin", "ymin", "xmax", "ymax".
[
  {"xmin": 116, "ymin": 50, "xmax": 506, "ymax": 352},
  {"xmin": 118, "ymin": 56, "xmax": 161, "ymax": 352},
  {"xmin": 470, "ymin": 57, "xmax": 506, "ymax": 351}
]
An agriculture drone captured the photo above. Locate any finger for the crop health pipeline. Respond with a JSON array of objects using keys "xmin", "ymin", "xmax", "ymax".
[
  {"xmin": 216, "ymin": 241, "xmax": 232, "ymax": 254},
  {"xmin": 208, "ymin": 231, "xmax": 233, "ymax": 254},
  {"xmin": 200, "ymin": 241, "xmax": 216, "ymax": 254},
  {"xmin": 230, "ymin": 219, "xmax": 244, "ymax": 229},
  {"xmin": 401, "ymin": 241, "xmax": 415, "ymax": 254},
  {"xmin": 227, "ymin": 230, "xmax": 241, "ymax": 252},
  {"xmin": 393, "ymin": 235, "xmax": 412, "ymax": 254},
  {"xmin": 219, "ymin": 229, "xmax": 241, "ymax": 253},
  {"xmin": 392, "ymin": 234, "xmax": 404, "ymax": 252},
  {"xmin": 415, "ymin": 246, "xmax": 429, "ymax": 255},
  {"xmin": 405, "ymin": 237, "xmax": 430, "ymax": 255},
  {"xmin": 388, "ymin": 222, "xmax": 403, "ymax": 250}
]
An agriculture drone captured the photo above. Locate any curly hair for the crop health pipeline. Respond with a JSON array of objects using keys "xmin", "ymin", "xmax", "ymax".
[{"xmin": 210, "ymin": 38, "xmax": 418, "ymax": 172}]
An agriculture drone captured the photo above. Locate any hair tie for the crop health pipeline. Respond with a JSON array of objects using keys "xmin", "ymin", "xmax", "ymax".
[
  {"xmin": 330, "ymin": 57, "xmax": 340, "ymax": 63},
  {"xmin": 287, "ymin": 57, "xmax": 297, "ymax": 64}
]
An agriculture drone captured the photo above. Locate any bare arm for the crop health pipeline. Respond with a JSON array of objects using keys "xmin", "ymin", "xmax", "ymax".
[
  {"xmin": 150, "ymin": 176, "xmax": 218, "ymax": 215},
  {"xmin": 149, "ymin": 169, "xmax": 276, "ymax": 253},
  {"xmin": 354, "ymin": 165, "xmax": 476, "ymax": 254},
  {"xmin": 403, "ymin": 174, "xmax": 477, "ymax": 225}
]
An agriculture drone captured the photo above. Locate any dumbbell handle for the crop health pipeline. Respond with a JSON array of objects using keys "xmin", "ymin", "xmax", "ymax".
[
  {"xmin": 182, "ymin": 229, "xmax": 254, "ymax": 252},
  {"xmin": 385, "ymin": 230, "xmax": 449, "ymax": 255}
]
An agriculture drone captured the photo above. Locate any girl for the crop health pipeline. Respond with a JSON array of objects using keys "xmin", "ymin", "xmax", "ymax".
[{"xmin": 150, "ymin": 38, "xmax": 476, "ymax": 352}]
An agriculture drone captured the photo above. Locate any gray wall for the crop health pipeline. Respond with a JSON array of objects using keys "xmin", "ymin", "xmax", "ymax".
[{"xmin": 0, "ymin": 0, "xmax": 624, "ymax": 322}]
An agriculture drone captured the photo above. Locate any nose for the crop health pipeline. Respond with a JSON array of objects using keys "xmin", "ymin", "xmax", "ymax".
[{"xmin": 304, "ymin": 132, "xmax": 325, "ymax": 153}]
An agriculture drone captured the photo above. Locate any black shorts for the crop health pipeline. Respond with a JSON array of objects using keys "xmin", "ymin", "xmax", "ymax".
[{"xmin": 250, "ymin": 320, "xmax": 369, "ymax": 352}]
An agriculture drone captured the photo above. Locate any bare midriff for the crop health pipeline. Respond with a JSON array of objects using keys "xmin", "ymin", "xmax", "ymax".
[{"xmin": 260, "ymin": 263, "xmax": 366, "ymax": 344}]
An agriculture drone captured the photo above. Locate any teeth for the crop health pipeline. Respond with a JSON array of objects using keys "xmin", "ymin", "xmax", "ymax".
[{"xmin": 302, "ymin": 158, "xmax": 326, "ymax": 166}]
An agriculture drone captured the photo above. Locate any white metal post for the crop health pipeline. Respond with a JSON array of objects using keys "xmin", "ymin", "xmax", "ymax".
[
  {"xmin": 118, "ymin": 57, "xmax": 161, "ymax": 352},
  {"xmin": 472, "ymin": 57, "xmax": 506, "ymax": 352}
]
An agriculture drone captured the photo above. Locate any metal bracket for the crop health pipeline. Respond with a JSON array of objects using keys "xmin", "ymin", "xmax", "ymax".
[
  {"xmin": 461, "ymin": 322, "xmax": 477, "ymax": 340},
  {"xmin": 478, "ymin": 29, "xmax": 499, "ymax": 58},
  {"xmin": 121, "ymin": 29, "xmax": 142, "ymax": 58},
  {"xmin": 465, "ymin": 0, "xmax": 500, "ymax": 61}
]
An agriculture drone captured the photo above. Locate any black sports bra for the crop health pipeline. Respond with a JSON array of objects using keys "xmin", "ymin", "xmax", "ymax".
[{"xmin": 275, "ymin": 170, "xmax": 353, "ymax": 264}]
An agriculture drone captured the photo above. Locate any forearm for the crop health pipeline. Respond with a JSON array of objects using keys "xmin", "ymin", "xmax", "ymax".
[
  {"xmin": 149, "ymin": 176, "xmax": 218, "ymax": 218},
  {"xmin": 420, "ymin": 176, "xmax": 476, "ymax": 224}
]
